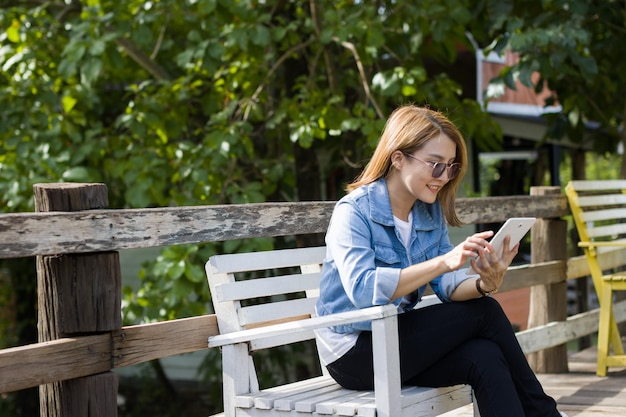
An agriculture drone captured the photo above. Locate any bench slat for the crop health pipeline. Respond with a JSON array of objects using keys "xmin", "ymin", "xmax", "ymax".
[
  {"xmin": 297, "ymin": 391, "xmax": 347, "ymax": 413},
  {"xmin": 234, "ymin": 375, "xmax": 333, "ymax": 408},
  {"xmin": 569, "ymin": 180, "xmax": 626, "ymax": 191},
  {"xmin": 251, "ymin": 329, "xmax": 317, "ymax": 351},
  {"xmin": 331, "ymin": 385, "xmax": 467, "ymax": 417},
  {"xmin": 400, "ymin": 385, "xmax": 474, "ymax": 417},
  {"xmin": 214, "ymin": 272, "xmax": 321, "ymax": 302},
  {"xmin": 239, "ymin": 297, "xmax": 317, "ymax": 327},
  {"xmin": 351, "ymin": 385, "xmax": 472, "ymax": 417},
  {"xmin": 208, "ymin": 246, "xmax": 327, "ymax": 273},
  {"xmin": 333, "ymin": 392, "xmax": 376, "ymax": 416},
  {"xmin": 576, "ymin": 194, "xmax": 626, "ymax": 207},
  {"xmin": 581, "ymin": 207, "xmax": 626, "ymax": 223},
  {"xmin": 587, "ymin": 223, "xmax": 626, "ymax": 239},
  {"xmin": 300, "ymin": 387, "xmax": 358, "ymax": 413},
  {"xmin": 274, "ymin": 382, "xmax": 344, "ymax": 411},
  {"xmin": 240, "ymin": 378, "xmax": 471, "ymax": 417}
]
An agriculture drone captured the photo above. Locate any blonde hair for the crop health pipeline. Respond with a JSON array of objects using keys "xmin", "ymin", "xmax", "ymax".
[{"xmin": 347, "ymin": 105, "xmax": 468, "ymax": 226}]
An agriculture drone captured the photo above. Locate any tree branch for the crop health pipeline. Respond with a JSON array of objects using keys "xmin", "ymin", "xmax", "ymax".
[
  {"xmin": 150, "ymin": 20, "xmax": 168, "ymax": 61},
  {"xmin": 240, "ymin": 38, "xmax": 315, "ymax": 120},
  {"xmin": 333, "ymin": 37, "xmax": 384, "ymax": 119},
  {"xmin": 309, "ymin": 0, "xmax": 338, "ymax": 93},
  {"xmin": 46, "ymin": 0, "xmax": 172, "ymax": 82},
  {"xmin": 115, "ymin": 36, "xmax": 172, "ymax": 82}
]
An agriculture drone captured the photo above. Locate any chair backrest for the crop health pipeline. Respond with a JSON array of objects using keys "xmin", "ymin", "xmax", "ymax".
[
  {"xmin": 206, "ymin": 246, "xmax": 327, "ymax": 352},
  {"xmin": 565, "ymin": 180, "xmax": 626, "ymax": 271}
]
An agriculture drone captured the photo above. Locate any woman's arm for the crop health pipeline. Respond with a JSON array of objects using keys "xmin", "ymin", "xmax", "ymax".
[
  {"xmin": 394, "ymin": 230, "xmax": 495, "ymax": 300},
  {"xmin": 449, "ymin": 236, "xmax": 519, "ymax": 301},
  {"xmin": 393, "ymin": 256, "xmax": 451, "ymax": 299},
  {"xmin": 449, "ymin": 277, "xmax": 483, "ymax": 300}
]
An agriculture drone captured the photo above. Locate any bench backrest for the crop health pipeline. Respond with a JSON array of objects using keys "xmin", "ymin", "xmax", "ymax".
[
  {"xmin": 565, "ymin": 180, "xmax": 626, "ymax": 272},
  {"xmin": 206, "ymin": 246, "xmax": 327, "ymax": 352}
]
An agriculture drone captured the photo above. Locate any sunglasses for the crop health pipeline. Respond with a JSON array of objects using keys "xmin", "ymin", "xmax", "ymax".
[{"xmin": 402, "ymin": 153, "xmax": 461, "ymax": 179}]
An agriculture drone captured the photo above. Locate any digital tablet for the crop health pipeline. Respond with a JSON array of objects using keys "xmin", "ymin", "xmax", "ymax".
[{"xmin": 466, "ymin": 217, "xmax": 536, "ymax": 275}]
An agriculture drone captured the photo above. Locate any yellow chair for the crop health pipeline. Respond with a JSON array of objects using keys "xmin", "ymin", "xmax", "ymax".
[{"xmin": 566, "ymin": 180, "xmax": 626, "ymax": 376}]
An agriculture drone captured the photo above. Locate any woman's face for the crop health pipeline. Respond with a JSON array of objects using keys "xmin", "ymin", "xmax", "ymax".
[{"xmin": 394, "ymin": 134, "xmax": 458, "ymax": 204}]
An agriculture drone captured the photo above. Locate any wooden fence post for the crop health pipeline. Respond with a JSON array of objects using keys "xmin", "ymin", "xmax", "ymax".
[
  {"xmin": 527, "ymin": 186, "xmax": 569, "ymax": 373},
  {"xmin": 34, "ymin": 183, "xmax": 121, "ymax": 417}
]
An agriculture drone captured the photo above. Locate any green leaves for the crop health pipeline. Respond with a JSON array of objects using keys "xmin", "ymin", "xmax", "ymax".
[
  {"xmin": 1, "ymin": 0, "xmax": 515, "ymax": 349},
  {"xmin": 372, "ymin": 67, "xmax": 428, "ymax": 98},
  {"xmin": 6, "ymin": 20, "xmax": 20, "ymax": 43},
  {"xmin": 62, "ymin": 95, "xmax": 78, "ymax": 113},
  {"xmin": 122, "ymin": 243, "xmax": 212, "ymax": 323},
  {"xmin": 480, "ymin": 0, "xmax": 623, "ymax": 151}
]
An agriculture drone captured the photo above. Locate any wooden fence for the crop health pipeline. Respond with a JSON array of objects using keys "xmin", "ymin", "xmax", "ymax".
[{"xmin": 1, "ymin": 182, "xmax": 625, "ymax": 417}]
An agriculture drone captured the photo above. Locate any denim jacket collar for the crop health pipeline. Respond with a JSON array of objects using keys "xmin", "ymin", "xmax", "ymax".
[
  {"xmin": 367, "ymin": 178, "xmax": 438, "ymax": 232},
  {"xmin": 367, "ymin": 178, "xmax": 395, "ymax": 227}
]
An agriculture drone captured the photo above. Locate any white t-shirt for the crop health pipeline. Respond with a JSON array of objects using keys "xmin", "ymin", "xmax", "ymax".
[{"xmin": 315, "ymin": 213, "xmax": 413, "ymax": 366}]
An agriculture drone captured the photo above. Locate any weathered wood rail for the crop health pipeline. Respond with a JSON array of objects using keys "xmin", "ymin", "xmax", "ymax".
[{"xmin": 1, "ymin": 183, "xmax": 625, "ymax": 417}]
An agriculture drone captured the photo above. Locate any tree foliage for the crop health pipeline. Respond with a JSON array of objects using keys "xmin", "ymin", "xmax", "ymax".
[
  {"xmin": 480, "ymin": 0, "xmax": 626, "ymax": 176},
  {"xmin": 0, "ymin": 0, "xmax": 507, "ymax": 210},
  {"xmin": 1, "ymin": 0, "xmax": 502, "ymax": 324}
]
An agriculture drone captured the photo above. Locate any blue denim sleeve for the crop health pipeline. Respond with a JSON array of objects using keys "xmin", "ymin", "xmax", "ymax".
[
  {"xmin": 433, "ymin": 269, "xmax": 477, "ymax": 302},
  {"xmin": 325, "ymin": 201, "xmax": 400, "ymax": 308}
]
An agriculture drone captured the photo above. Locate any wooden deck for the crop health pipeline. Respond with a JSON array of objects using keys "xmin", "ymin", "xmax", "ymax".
[{"xmin": 441, "ymin": 347, "xmax": 626, "ymax": 417}]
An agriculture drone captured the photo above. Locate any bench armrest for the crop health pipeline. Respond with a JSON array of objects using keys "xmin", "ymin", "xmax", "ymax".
[
  {"xmin": 578, "ymin": 239, "xmax": 626, "ymax": 249},
  {"xmin": 208, "ymin": 304, "xmax": 398, "ymax": 348}
]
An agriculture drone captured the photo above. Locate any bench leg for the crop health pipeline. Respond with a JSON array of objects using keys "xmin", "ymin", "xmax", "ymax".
[
  {"xmin": 371, "ymin": 310, "xmax": 401, "ymax": 417},
  {"xmin": 221, "ymin": 343, "xmax": 254, "ymax": 417},
  {"xmin": 597, "ymin": 282, "xmax": 613, "ymax": 377}
]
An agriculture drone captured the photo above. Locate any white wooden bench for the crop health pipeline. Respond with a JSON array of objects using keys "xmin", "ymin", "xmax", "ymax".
[{"xmin": 206, "ymin": 246, "xmax": 479, "ymax": 417}]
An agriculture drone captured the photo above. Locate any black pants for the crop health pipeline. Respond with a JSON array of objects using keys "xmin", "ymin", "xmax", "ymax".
[{"xmin": 326, "ymin": 297, "xmax": 560, "ymax": 417}]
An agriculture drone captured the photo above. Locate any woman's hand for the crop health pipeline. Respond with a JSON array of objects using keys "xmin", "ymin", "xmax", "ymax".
[
  {"xmin": 471, "ymin": 235, "xmax": 519, "ymax": 292},
  {"xmin": 441, "ymin": 230, "xmax": 494, "ymax": 272}
]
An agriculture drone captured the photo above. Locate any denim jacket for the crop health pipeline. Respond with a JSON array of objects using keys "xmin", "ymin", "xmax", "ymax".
[{"xmin": 315, "ymin": 178, "xmax": 472, "ymax": 333}]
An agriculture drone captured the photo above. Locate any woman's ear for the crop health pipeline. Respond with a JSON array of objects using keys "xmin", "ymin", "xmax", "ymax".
[{"xmin": 390, "ymin": 150, "xmax": 404, "ymax": 169}]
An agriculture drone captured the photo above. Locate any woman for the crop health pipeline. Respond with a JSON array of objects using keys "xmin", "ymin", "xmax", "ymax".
[{"xmin": 315, "ymin": 105, "xmax": 566, "ymax": 417}]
